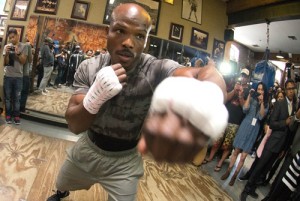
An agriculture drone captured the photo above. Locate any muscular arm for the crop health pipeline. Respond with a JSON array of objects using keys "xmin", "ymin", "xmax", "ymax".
[
  {"xmin": 139, "ymin": 60, "xmax": 228, "ymax": 163},
  {"xmin": 65, "ymin": 94, "xmax": 97, "ymax": 134},
  {"xmin": 65, "ymin": 63, "xmax": 127, "ymax": 134},
  {"xmin": 172, "ymin": 60, "xmax": 227, "ymax": 102}
]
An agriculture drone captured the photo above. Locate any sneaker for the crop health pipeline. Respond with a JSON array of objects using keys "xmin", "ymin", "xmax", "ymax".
[
  {"xmin": 58, "ymin": 84, "xmax": 62, "ymax": 88},
  {"xmin": 5, "ymin": 116, "xmax": 12, "ymax": 124},
  {"xmin": 44, "ymin": 89, "xmax": 49, "ymax": 93},
  {"xmin": 47, "ymin": 190, "xmax": 70, "ymax": 201},
  {"xmin": 42, "ymin": 91, "xmax": 48, "ymax": 95},
  {"xmin": 53, "ymin": 85, "xmax": 58, "ymax": 89},
  {"xmin": 14, "ymin": 117, "xmax": 21, "ymax": 125}
]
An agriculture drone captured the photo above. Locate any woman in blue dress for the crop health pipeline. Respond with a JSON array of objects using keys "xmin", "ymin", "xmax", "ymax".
[{"xmin": 221, "ymin": 81, "xmax": 269, "ymax": 186}]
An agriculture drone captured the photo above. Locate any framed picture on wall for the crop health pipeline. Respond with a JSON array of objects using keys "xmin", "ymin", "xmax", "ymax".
[
  {"xmin": 34, "ymin": 0, "xmax": 59, "ymax": 15},
  {"xmin": 212, "ymin": 38, "xmax": 225, "ymax": 62},
  {"xmin": 4, "ymin": 0, "xmax": 13, "ymax": 12},
  {"xmin": 169, "ymin": 23, "xmax": 184, "ymax": 42},
  {"xmin": 10, "ymin": 0, "xmax": 31, "ymax": 21},
  {"xmin": 71, "ymin": 0, "xmax": 90, "ymax": 20},
  {"xmin": 103, "ymin": 0, "xmax": 161, "ymax": 35},
  {"xmin": 4, "ymin": 25, "xmax": 24, "ymax": 45},
  {"xmin": 190, "ymin": 27, "xmax": 209, "ymax": 50},
  {"xmin": 181, "ymin": 0, "xmax": 202, "ymax": 25},
  {"xmin": 0, "ymin": 15, "xmax": 8, "ymax": 27}
]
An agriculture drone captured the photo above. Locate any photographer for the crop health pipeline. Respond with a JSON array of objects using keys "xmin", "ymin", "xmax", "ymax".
[{"xmin": 2, "ymin": 28, "xmax": 27, "ymax": 124}]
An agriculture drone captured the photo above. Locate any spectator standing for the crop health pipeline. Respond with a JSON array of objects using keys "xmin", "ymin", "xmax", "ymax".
[
  {"xmin": 66, "ymin": 45, "xmax": 83, "ymax": 86},
  {"xmin": 53, "ymin": 49, "xmax": 68, "ymax": 89},
  {"xmin": 37, "ymin": 37, "xmax": 54, "ymax": 95},
  {"xmin": 2, "ymin": 28, "xmax": 27, "ymax": 124},
  {"xmin": 221, "ymin": 82, "xmax": 269, "ymax": 186}
]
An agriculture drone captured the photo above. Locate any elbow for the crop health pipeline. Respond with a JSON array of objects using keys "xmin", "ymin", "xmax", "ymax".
[
  {"xmin": 65, "ymin": 114, "xmax": 83, "ymax": 134},
  {"xmin": 67, "ymin": 124, "xmax": 83, "ymax": 135}
]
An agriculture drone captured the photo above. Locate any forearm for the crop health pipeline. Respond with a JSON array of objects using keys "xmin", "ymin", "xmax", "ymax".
[
  {"xmin": 244, "ymin": 94, "xmax": 251, "ymax": 108},
  {"xmin": 66, "ymin": 65, "xmax": 124, "ymax": 133},
  {"xmin": 4, "ymin": 54, "xmax": 9, "ymax": 65},
  {"xmin": 227, "ymin": 90, "xmax": 235, "ymax": 102},
  {"xmin": 15, "ymin": 54, "xmax": 26, "ymax": 64},
  {"xmin": 65, "ymin": 94, "xmax": 97, "ymax": 134}
]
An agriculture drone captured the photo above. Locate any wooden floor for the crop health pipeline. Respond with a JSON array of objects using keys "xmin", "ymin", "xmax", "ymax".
[
  {"xmin": 26, "ymin": 86, "xmax": 73, "ymax": 117},
  {"xmin": 0, "ymin": 125, "xmax": 232, "ymax": 201}
]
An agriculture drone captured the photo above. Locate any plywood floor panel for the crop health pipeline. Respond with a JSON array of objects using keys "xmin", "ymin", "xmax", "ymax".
[{"xmin": 0, "ymin": 125, "xmax": 232, "ymax": 201}]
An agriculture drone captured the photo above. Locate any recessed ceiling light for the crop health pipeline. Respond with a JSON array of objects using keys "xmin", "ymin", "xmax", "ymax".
[
  {"xmin": 288, "ymin": 36, "xmax": 297, "ymax": 40},
  {"xmin": 276, "ymin": 51, "xmax": 284, "ymax": 59}
]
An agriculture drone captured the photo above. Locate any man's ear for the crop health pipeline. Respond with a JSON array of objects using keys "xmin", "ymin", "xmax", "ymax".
[{"xmin": 105, "ymin": 26, "xmax": 109, "ymax": 35}]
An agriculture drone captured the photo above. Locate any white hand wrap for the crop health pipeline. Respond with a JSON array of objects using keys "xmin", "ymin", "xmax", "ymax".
[
  {"xmin": 83, "ymin": 66, "xmax": 122, "ymax": 114},
  {"xmin": 150, "ymin": 77, "xmax": 228, "ymax": 139}
]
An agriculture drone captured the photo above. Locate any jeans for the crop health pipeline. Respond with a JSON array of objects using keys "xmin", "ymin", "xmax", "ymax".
[
  {"xmin": 4, "ymin": 76, "xmax": 23, "ymax": 117},
  {"xmin": 39, "ymin": 66, "xmax": 53, "ymax": 91},
  {"xmin": 20, "ymin": 76, "xmax": 30, "ymax": 112},
  {"xmin": 54, "ymin": 67, "xmax": 66, "ymax": 85}
]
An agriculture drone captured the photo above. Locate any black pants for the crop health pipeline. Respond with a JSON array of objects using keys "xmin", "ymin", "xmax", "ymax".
[
  {"xmin": 266, "ymin": 153, "xmax": 297, "ymax": 201},
  {"xmin": 244, "ymin": 148, "xmax": 278, "ymax": 193}
]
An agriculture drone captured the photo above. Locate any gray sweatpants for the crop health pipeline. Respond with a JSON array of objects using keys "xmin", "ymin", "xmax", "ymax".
[{"xmin": 56, "ymin": 133, "xmax": 144, "ymax": 201}]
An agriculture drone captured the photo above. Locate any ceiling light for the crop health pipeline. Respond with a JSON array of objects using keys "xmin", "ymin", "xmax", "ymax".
[
  {"xmin": 276, "ymin": 51, "xmax": 284, "ymax": 59},
  {"xmin": 288, "ymin": 36, "xmax": 297, "ymax": 40}
]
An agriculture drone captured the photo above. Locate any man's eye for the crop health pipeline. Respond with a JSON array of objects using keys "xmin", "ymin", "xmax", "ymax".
[
  {"xmin": 136, "ymin": 34, "xmax": 145, "ymax": 40},
  {"xmin": 116, "ymin": 29, "xmax": 123, "ymax": 34}
]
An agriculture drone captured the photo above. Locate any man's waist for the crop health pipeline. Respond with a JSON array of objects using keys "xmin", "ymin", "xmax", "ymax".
[{"xmin": 88, "ymin": 130, "xmax": 139, "ymax": 152}]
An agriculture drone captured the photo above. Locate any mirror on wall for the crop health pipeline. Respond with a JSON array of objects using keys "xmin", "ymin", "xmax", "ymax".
[
  {"xmin": 147, "ymin": 36, "xmax": 210, "ymax": 67},
  {"xmin": 24, "ymin": 15, "xmax": 108, "ymax": 121},
  {"xmin": 22, "ymin": 16, "xmax": 211, "ymax": 122}
]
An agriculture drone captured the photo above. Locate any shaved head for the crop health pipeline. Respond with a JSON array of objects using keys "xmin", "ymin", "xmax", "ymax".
[{"xmin": 111, "ymin": 3, "xmax": 152, "ymax": 34}]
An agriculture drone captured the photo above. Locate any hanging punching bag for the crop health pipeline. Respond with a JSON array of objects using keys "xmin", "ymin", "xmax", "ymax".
[{"xmin": 252, "ymin": 60, "xmax": 276, "ymax": 90}]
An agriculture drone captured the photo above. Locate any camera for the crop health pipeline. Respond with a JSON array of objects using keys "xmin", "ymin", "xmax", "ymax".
[
  {"xmin": 9, "ymin": 45, "xmax": 15, "ymax": 54},
  {"xmin": 251, "ymin": 91, "xmax": 261, "ymax": 98},
  {"xmin": 8, "ymin": 45, "xmax": 16, "ymax": 66}
]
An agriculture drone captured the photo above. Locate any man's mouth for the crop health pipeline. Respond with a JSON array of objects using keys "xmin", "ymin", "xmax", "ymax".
[
  {"xmin": 118, "ymin": 50, "xmax": 134, "ymax": 56},
  {"xmin": 116, "ymin": 50, "xmax": 134, "ymax": 63}
]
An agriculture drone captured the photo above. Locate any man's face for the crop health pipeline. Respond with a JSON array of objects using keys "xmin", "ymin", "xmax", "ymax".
[
  {"xmin": 240, "ymin": 73, "xmax": 249, "ymax": 85},
  {"xmin": 285, "ymin": 82, "xmax": 295, "ymax": 101},
  {"xmin": 8, "ymin": 33, "xmax": 18, "ymax": 45},
  {"xmin": 107, "ymin": 6, "xmax": 151, "ymax": 70}
]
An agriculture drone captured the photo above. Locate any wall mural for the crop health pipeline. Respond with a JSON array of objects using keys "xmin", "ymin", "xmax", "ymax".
[{"xmin": 26, "ymin": 15, "xmax": 107, "ymax": 52}]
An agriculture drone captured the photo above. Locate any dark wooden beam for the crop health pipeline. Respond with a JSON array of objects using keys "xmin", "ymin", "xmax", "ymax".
[
  {"xmin": 228, "ymin": 1, "xmax": 300, "ymax": 27},
  {"xmin": 227, "ymin": 0, "xmax": 290, "ymax": 14}
]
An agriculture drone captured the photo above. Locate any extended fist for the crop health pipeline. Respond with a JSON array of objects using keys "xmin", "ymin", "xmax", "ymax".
[{"xmin": 138, "ymin": 77, "xmax": 228, "ymax": 163}]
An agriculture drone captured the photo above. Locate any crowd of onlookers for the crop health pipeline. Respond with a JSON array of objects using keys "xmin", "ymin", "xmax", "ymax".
[
  {"xmin": 200, "ymin": 68, "xmax": 300, "ymax": 201},
  {"xmin": 35, "ymin": 37, "xmax": 107, "ymax": 93},
  {"xmin": 3, "ymin": 29, "xmax": 106, "ymax": 125}
]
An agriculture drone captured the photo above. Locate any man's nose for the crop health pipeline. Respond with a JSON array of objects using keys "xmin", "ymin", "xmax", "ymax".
[{"xmin": 122, "ymin": 36, "xmax": 134, "ymax": 48}]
